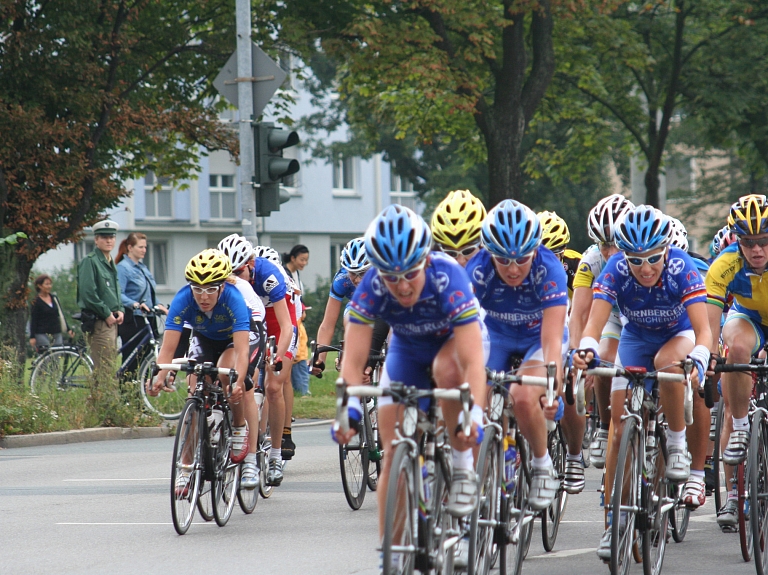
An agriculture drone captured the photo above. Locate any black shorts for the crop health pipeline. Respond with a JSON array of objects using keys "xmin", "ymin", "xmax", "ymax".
[{"xmin": 187, "ymin": 332, "xmax": 254, "ymax": 392}]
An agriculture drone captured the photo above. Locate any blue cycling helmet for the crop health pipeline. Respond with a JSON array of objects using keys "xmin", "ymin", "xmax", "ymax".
[
  {"xmin": 614, "ymin": 205, "xmax": 672, "ymax": 253},
  {"xmin": 364, "ymin": 205, "xmax": 432, "ymax": 273},
  {"xmin": 481, "ymin": 200, "xmax": 542, "ymax": 259},
  {"xmin": 340, "ymin": 237, "xmax": 371, "ymax": 274}
]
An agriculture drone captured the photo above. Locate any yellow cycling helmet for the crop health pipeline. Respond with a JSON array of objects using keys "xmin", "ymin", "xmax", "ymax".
[
  {"xmin": 430, "ymin": 189, "xmax": 487, "ymax": 249},
  {"xmin": 537, "ymin": 211, "xmax": 570, "ymax": 252},
  {"xmin": 185, "ymin": 249, "xmax": 232, "ymax": 285},
  {"xmin": 728, "ymin": 194, "xmax": 768, "ymax": 236}
]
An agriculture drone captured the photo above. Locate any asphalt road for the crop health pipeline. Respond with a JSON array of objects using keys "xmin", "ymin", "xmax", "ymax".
[{"xmin": 0, "ymin": 425, "xmax": 758, "ymax": 575}]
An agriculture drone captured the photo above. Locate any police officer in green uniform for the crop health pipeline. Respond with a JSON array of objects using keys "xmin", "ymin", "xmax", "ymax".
[{"xmin": 77, "ymin": 220, "xmax": 124, "ymax": 373}]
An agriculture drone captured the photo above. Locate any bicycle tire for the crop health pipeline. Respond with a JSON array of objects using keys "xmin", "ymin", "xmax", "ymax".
[
  {"xmin": 196, "ymin": 478, "xmax": 214, "ymax": 521},
  {"xmin": 171, "ymin": 400, "xmax": 203, "ymax": 535},
  {"xmin": 212, "ymin": 409, "xmax": 239, "ymax": 526},
  {"xmin": 713, "ymin": 397, "xmax": 726, "ymax": 514},
  {"xmin": 469, "ymin": 426, "xmax": 499, "ymax": 575},
  {"xmin": 541, "ymin": 426, "xmax": 568, "ymax": 552},
  {"xmin": 611, "ymin": 417, "xmax": 642, "ymax": 575},
  {"xmin": 426, "ymin": 444, "xmax": 453, "ymax": 575},
  {"xmin": 237, "ymin": 467, "xmax": 259, "ymax": 514},
  {"xmin": 259, "ymin": 431, "xmax": 274, "ymax": 499},
  {"xmin": 382, "ymin": 442, "xmax": 416, "ymax": 575},
  {"xmin": 339, "ymin": 414, "xmax": 369, "ymax": 510},
  {"xmin": 669, "ymin": 484, "xmax": 690, "ymax": 543},
  {"xmin": 751, "ymin": 410, "xmax": 768, "ymax": 574},
  {"xmin": 30, "ymin": 347, "xmax": 93, "ymax": 396},
  {"xmin": 366, "ymin": 398, "xmax": 382, "ymax": 492},
  {"xmin": 642, "ymin": 430, "xmax": 670, "ymax": 575},
  {"xmin": 500, "ymin": 436, "xmax": 532, "ymax": 575},
  {"xmin": 739, "ymin": 457, "xmax": 753, "ymax": 562},
  {"xmin": 138, "ymin": 350, "xmax": 186, "ymax": 420}
]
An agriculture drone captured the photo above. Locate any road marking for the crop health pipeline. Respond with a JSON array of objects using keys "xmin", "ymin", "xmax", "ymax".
[
  {"xmin": 528, "ymin": 547, "xmax": 595, "ymax": 559},
  {"xmin": 57, "ymin": 522, "xmax": 215, "ymax": 526},
  {"xmin": 689, "ymin": 513, "xmax": 716, "ymax": 523},
  {"xmin": 62, "ymin": 478, "xmax": 169, "ymax": 482},
  {"xmin": 560, "ymin": 520, "xmax": 603, "ymax": 523}
]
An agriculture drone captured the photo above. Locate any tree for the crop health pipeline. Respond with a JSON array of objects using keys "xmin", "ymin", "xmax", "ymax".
[
  {"xmin": 558, "ymin": 0, "xmax": 767, "ymax": 207},
  {"xmin": 0, "ymin": 1, "xmax": 239, "ymax": 357}
]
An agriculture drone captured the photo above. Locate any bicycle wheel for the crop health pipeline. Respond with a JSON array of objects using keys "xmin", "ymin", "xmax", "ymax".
[
  {"xmin": 427, "ymin": 444, "xmax": 453, "ymax": 575},
  {"xmin": 171, "ymin": 400, "xmax": 203, "ymax": 535},
  {"xmin": 30, "ymin": 347, "xmax": 93, "ymax": 397},
  {"xmin": 642, "ymin": 436, "xmax": 670, "ymax": 575},
  {"xmin": 212, "ymin": 410, "xmax": 239, "ymax": 526},
  {"xmin": 382, "ymin": 442, "xmax": 416, "ymax": 575},
  {"xmin": 259, "ymin": 431, "xmax": 274, "ymax": 499},
  {"xmin": 196, "ymin": 478, "xmax": 214, "ymax": 521},
  {"xmin": 339, "ymin": 416, "xmax": 369, "ymax": 510},
  {"xmin": 138, "ymin": 351, "xmax": 186, "ymax": 420},
  {"xmin": 541, "ymin": 426, "xmax": 568, "ymax": 552},
  {"xmin": 713, "ymin": 397, "xmax": 726, "ymax": 514},
  {"xmin": 738, "ymin": 457, "xmax": 753, "ymax": 562},
  {"xmin": 611, "ymin": 417, "xmax": 642, "ymax": 575},
  {"xmin": 366, "ymin": 398, "xmax": 382, "ymax": 492},
  {"xmin": 668, "ymin": 483, "xmax": 690, "ymax": 543},
  {"xmin": 500, "ymin": 436, "xmax": 532, "ymax": 575},
  {"xmin": 237, "ymin": 463, "xmax": 259, "ymax": 514},
  {"xmin": 751, "ymin": 411, "xmax": 768, "ymax": 574},
  {"xmin": 469, "ymin": 427, "xmax": 499, "ymax": 575}
]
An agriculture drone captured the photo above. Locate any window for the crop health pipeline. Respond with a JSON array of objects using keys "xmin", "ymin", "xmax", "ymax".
[
  {"xmin": 145, "ymin": 242, "xmax": 168, "ymax": 286},
  {"xmin": 209, "ymin": 174, "xmax": 237, "ymax": 220},
  {"xmin": 75, "ymin": 241, "xmax": 95, "ymax": 263},
  {"xmin": 144, "ymin": 171, "xmax": 173, "ymax": 218},
  {"xmin": 279, "ymin": 50, "xmax": 295, "ymax": 91},
  {"xmin": 333, "ymin": 156, "xmax": 356, "ymax": 193},
  {"xmin": 390, "ymin": 164, "xmax": 417, "ymax": 210}
]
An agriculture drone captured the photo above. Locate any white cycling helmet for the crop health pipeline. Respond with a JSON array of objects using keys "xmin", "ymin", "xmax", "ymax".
[
  {"xmin": 588, "ymin": 194, "xmax": 635, "ymax": 243},
  {"xmin": 217, "ymin": 234, "xmax": 254, "ymax": 271},
  {"xmin": 668, "ymin": 217, "xmax": 689, "ymax": 251},
  {"xmin": 253, "ymin": 245, "xmax": 282, "ymax": 267},
  {"xmin": 340, "ymin": 237, "xmax": 371, "ymax": 274}
]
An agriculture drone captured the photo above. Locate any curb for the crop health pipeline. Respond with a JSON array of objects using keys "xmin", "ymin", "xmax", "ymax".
[
  {"xmin": 293, "ymin": 419, "xmax": 333, "ymax": 428},
  {"xmin": 0, "ymin": 424, "xmax": 174, "ymax": 449}
]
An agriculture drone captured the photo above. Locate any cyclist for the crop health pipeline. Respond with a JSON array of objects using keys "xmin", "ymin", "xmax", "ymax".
[
  {"xmin": 334, "ymin": 204, "xmax": 486, "ymax": 540},
  {"xmin": 568, "ymin": 194, "xmax": 634, "ymax": 469},
  {"xmin": 537, "ymin": 209, "xmax": 588, "ymax": 494},
  {"xmin": 149, "ymin": 249, "xmax": 252, "ymax": 494},
  {"xmin": 706, "ymin": 194, "xmax": 768, "ymax": 527},
  {"xmin": 430, "ymin": 189, "xmax": 486, "ymax": 266},
  {"xmin": 466, "ymin": 199, "xmax": 567, "ymax": 510},
  {"xmin": 572, "ymin": 205, "xmax": 711, "ymax": 559},
  {"xmin": 249, "ymin": 246, "xmax": 295, "ymax": 485},
  {"xmin": 217, "ymin": 234, "xmax": 267, "ymax": 489}
]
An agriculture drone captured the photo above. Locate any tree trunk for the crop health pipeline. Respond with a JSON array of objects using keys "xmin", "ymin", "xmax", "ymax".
[
  {"xmin": 644, "ymin": 158, "xmax": 661, "ymax": 208},
  {"xmin": 486, "ymin": 109, "xmax": 526, "ymax": 207},
  {"xmin": 0, "ymin": 243, "xmax": 33, "ymax": 371}
]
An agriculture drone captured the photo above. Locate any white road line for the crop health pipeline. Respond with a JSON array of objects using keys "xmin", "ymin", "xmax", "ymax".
[
  {"xmin": 528, "ymin": 548, "xmax": 595, "ymax": 559},
  {"xmin": 57, "ymin": 522, "xmax": 214, "ymax": 526},
  {"xmin": 560, "ymin": 520, "xmax": 603, "ymax": 523},
  {"xmin": 62, "ymin": 478, "xmax": 169, "ymax": 482}
]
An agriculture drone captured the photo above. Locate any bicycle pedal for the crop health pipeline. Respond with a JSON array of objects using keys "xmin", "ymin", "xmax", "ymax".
[{"xmin": 720, "ymin": 525, "xmax": 738, "ymax": 534}]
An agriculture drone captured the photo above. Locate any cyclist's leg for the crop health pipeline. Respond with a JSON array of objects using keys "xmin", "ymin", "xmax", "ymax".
[{"xmin": 591, "ymin": 320, "xmax": 620, "ymax": 467}]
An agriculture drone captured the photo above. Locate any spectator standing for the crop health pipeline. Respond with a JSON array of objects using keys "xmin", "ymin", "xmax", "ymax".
[
  {"xmin": 29, "ymin": 274, "xmax": 74, "ymax": 351},
  {"xmin": 284, "ymin": 245, "xmax": 311, "ymax": 396},
  {"xmin": 77, "ymin": 220, "xmax": 124, "ymax": 374},
  {"xmin": 116, "ymin": 232, "xmax": 168, "ymax": 375}
]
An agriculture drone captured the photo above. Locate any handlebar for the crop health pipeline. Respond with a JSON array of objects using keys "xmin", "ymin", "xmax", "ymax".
[
  {"xmin": 156, "ymin": 359, "xmax": 238, "ymax": 381},
  {"xmin": 586, "ymin": 366, "xmax": 687, "ymax": 383}
]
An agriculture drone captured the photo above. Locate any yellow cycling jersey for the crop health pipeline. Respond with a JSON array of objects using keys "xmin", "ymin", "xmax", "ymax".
[
  {"xmin": 560, "ymin": 248, "xmax": 582, "ymax": 300},
  {"xmin": 706, "ymin": 244, "xmax": 768, "ymax": 326},
  {"xmin": 573, "ymin": 244, "xmax": 604, "ymax": 290}
]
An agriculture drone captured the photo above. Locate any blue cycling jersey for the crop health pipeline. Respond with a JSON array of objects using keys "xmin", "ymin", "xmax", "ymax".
[
  {"xmin": 593, "ymin": 247, "xmax": 707, "ymax": 337},
  {"xmin": 329, "ymin": 268, "xmax": 357, "ymax": 302},
  {"xmin": 165, "ymin": 283, "xmax": 250, "ymax": 340},
  {"xmin": 250, "ymin": 258, "xmax": 287, "ymax": 303},
  {"xmin": 466, "ymin": 247, "xmax": 569, "ymax": 340},
  {"xmin": 347, "ymin": 252, "xmax": 479, "ymax": 343}
]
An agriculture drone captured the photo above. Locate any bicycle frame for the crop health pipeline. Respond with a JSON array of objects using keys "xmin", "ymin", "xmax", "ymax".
[{"xmin": 116, "ymin": 315, "xmax": 160, "ymax": 379}]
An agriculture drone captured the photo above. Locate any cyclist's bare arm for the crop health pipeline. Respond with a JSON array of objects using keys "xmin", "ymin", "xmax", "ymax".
[
  {"xmin": 149, "ymin": 329, "xmax": 182, "ymax": 395},
  {"xmin": 222, "ymin": 330, "xmax": 250, "ymax": 403},
  {"xmin": 572, "ymin": 299, "xmax": 613, "ymax": 370},
  {"xmin": 706, "ymin": 302, "xmax": 723, "ymax": 369},
  {"xmin": 568, "ymin": 286, "xmax": 593, "ymax": 348},
  {"xmin": 336, "ymin": 321, "xmax": 374, "ymax": 444},
  {"xmin": 315, "ymin": 297, "xmax": 342, "ymax": 371},
  {"xmin": 542, "ymin": 305, "xmax": 567, "ymax": 393},
  {"xmin": 684, "ymin": 301, "xmax": 713, "ymax": 386}
]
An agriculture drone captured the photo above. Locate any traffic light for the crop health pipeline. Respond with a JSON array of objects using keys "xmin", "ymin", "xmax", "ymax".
[{"xmin": 254, "ymin": 122, "xmax": 300, "ymax": 217}]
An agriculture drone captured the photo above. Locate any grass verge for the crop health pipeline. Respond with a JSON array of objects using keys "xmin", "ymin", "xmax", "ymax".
[{"xmin": 291, "ymin": 352, "xmax": 339, "ymax": 420}]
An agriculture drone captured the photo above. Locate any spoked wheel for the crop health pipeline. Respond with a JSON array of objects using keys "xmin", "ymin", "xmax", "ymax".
[
  {"xmin": 642, "ymin": 440, "xmax": 670, "ymax": 575},
  {"xmin": 170, "ymin": 400, "xmax": 203, "ymax": 535},
  {"xmin": 427, "ymin": 449, "xmax": 453, "ymax": 575},
  {"xmin": 30, "ymin": 347, "xmax": 93, "ymax": 398},
  {"xmin": 237, "ymin": 462, "xmax": 259, "ymax": 514},
  {"xmin": 739, "ymin": 457, "xmax": 753, "ymax": 562},
  {"xmin": 138, "ymin": 351, "xmax": 186, "ymax": 420},
  {"xmin": 469, "ymin": 427, "xmax": 499, "ymax": 575},
  {"xmin": 541, "ymin": 427, "xmax": 568, "ymax": 552},
  {"xmin": 713, "ymin": 397, "xmax": 727, "ymax": 515},
  {"xmin": 611, "ymin": 417, "xmax": 642, "ymax": 575},
  {"xmin": 211, "ymin": 412, "xmax": 239, "ymax": 526},
  {"xmin": 366, "ymin": 398, "xmax": 382, "ymax": 492},
  {"xmin": 751, "ymin": 411, "xmax": 768, "ymax": 572},
  {"xmin": 499, "ymin": 438, "xmax": 532, "ymax": 575},
  {"xmin": 382, "ymin": 442, "xmax": 416, "ymax": 575},
  {"xmin": 196, "ymin": 478, "xmax": 214, "ymax": 521},
  {"xmin": 339, "ymin": 418, "xmax": 369, "ymax": 510},
  {"xmin": 259, "ymin": 432, "xmax": 274, "ymax": 499},
  {"xmin": 668, "ymin": 483, "xmax": 690, "ymax": 543}
]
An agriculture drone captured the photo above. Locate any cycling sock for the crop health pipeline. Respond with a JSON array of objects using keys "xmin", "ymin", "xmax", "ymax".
[
  {"xmin": 600, "ymin": 422, "xmax": 610, "ymax": 431},
  {"xmin": 244, "ymin": 452, "xmax": 258, "ymax": 465},
  {"xmin": 531, "ymin": 453, "xmax": 552, "ymax": 469},
  {"xmin": 283, "ymin": 426, "xmax": 292, "ymax": 436},
  {"xmin": 666, "ymin": 428, "xmax": 686, "ymax": 448},
  {"xmin": 452, "ymin": 448, "xmax": 473, "ymax": 471},
  {"xmin": 566, "ymin": 453, "xmax": 582, "ymax": 462},
  {"xmin": 689, "ymin": 469, "xmax": 705, "ymax": 481},
  {"xmin": 733, "ymin": 415, "xmax": 749, "ymax": 431},
  {"xmin": 269, "ymin": 447, "xmax": 281, "ymax": 461}
]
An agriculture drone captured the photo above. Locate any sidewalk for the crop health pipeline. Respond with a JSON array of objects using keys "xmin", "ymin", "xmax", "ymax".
[{"xmin": 0, "ymin": 419, "xmax": 332, "ymax": 449}]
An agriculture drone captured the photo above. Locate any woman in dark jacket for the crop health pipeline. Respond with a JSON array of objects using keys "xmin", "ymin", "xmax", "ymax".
[{"xmin": 29, "ymin": 274, "xmax": 73, "ymax": 351}]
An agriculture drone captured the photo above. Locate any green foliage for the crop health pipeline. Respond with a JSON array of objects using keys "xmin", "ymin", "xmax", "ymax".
[{"xmin": 302, "ymin": 277, "xmax": 344, "ymax": 347}]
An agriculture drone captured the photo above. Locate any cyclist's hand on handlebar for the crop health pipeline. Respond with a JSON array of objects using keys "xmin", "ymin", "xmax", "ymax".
[
  {"xmin": 541, "ymin": 395, "xmax": 560, "ymax": 420},
  {"xmin": 572, "ymin": 349, "xmax": 598, "ymax": 370},
  {"xmin": 706, "ymin": 353, "xmax": 721, "ymax": 377},
  {"xmin": 229, "ymin": 380, "xmax": 244, "ymax": 404},
  {"xmin": 310, "ymin": 361, "xmax": 324, "ymax": 377},
  {"xmin": 331, "ymin": 398, "xmax": 362, "ymax": 445},
  {"xmin": 361, "ymin": 366, "xmax": 372, "ymax": 385}
]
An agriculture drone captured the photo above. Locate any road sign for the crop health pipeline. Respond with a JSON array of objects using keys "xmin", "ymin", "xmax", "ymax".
[{"xmin": 213, "ymin": 43, "xmax": 287, "ymax": 118}]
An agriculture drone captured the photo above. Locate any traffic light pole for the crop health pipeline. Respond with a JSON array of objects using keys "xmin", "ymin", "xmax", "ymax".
[{"xmin": 235, "ymin": 0, "xmax": 259, "ymax": 246}]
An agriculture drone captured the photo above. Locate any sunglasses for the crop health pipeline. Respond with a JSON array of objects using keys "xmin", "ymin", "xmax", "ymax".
[
  {"xmin": 739, "ymin": 237, "xmax": 768, "ymax": 248},
  {"xmin": 440, "ymin": 243, "xmax": 480, "ymax": 259},
  {"xmin": 625, "ymin": 248, "xmax": 666, "ymax": 267},
  {"xmin": 492, "ymin": 254, "xmax": 534, "ymax": 267},
  {"xmin": 380, "ymin": 260, "xmax": 427, "ymax": 284},
  {"xmin": 190, "ymin": 284, "xmax": 221, "ymax": 295}
]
